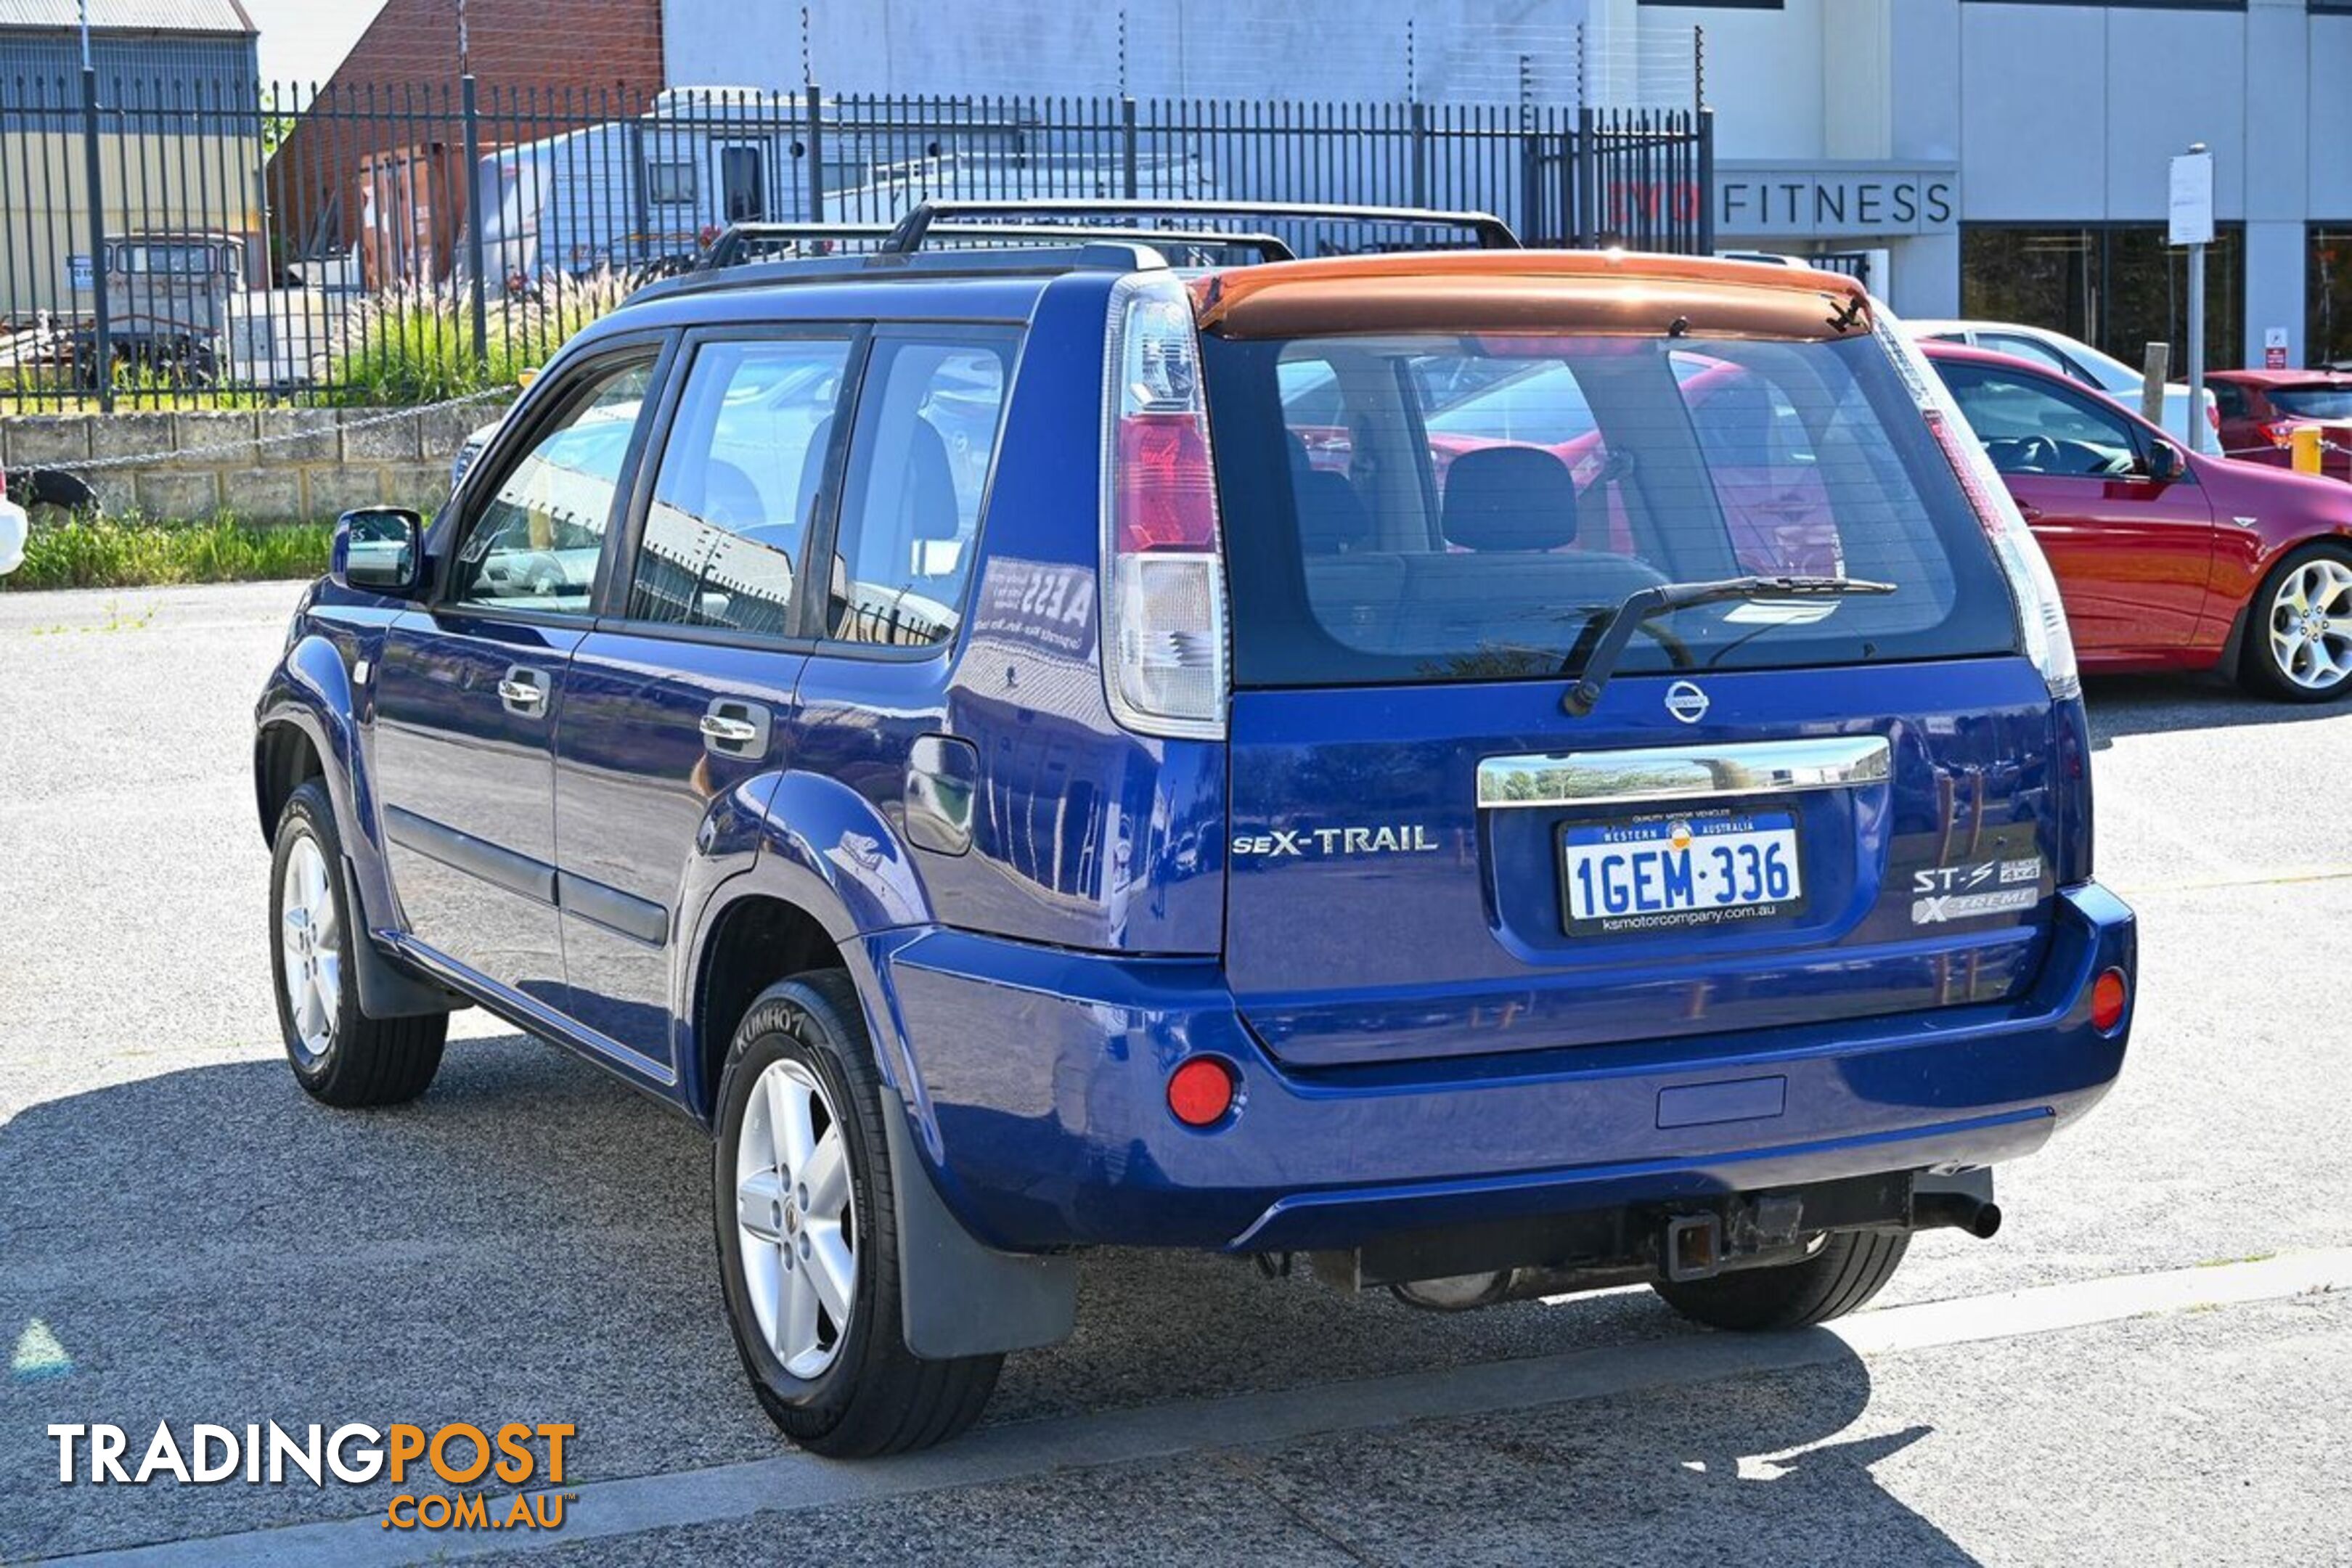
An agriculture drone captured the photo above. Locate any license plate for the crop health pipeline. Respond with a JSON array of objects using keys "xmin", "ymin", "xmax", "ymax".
[{"xmin": 1561, "ymin": 809, "xmax": 1804, "ymax": 935}]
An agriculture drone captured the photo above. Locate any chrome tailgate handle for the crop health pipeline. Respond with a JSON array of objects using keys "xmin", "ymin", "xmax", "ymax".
[{"xmin": 1477, "ymin": 736, "xmax": 1891, "ymax": 809}]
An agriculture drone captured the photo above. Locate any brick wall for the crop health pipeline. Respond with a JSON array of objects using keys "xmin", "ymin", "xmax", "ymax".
[
  {"xmin": 0, "ymin": 404, "xmax": 513, "ymax": 524},
  {"xmin": 269, "ymin": 0, "xmax": 666, "ymax": 264}
]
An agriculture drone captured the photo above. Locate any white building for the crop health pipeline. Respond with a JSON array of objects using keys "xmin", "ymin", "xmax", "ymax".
[{"xmin": 661, "ymin": 0, "xmax": 2352, "ymax": 369}]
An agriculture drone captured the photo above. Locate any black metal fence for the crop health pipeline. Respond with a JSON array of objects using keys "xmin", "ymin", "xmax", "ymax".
[{"xmin": 0, "ymin": 76, "xmax": 1711, "ymax": 409}]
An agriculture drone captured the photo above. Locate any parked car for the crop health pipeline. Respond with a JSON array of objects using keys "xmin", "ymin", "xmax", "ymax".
[
  {"xmin": 254, "ymin": 212, "xmax": 2135, "ymax": 1457},
  {"xmin": 2208, "ymin": 368, "xmax": 2352, "ymax": 481},
  {"xmin": 0, "ymin": 479, "xmax": 25, "ymax": 576},
  {"xmin": 1908, "ymin": 318, "xmax": 2220, "ymax": 448},
  {"xmin": 1924, "ymin": 340, "xmax": 2352, "ymax": 700}
]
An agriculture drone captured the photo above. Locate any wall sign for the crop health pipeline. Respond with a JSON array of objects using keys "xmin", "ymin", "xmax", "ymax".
[{"xmin": 1715, "ymin": 163, "xmax": 1959, "ymax": 239}]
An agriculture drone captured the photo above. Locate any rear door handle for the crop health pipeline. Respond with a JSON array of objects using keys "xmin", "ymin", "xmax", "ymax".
[
  {"xmin": 2015, "ymin": 502, "xmax": 2043, "ymax": 522},
  {"xmin": 701, "ymin": 698, "xmax": 773, "ymax": 759},
  {"xmin": 499, "ymin": 666, "xmax": 549, "ymax": 715}
]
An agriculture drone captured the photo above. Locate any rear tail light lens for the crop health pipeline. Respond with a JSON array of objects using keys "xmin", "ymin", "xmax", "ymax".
[
  {"xmin": 2261, "ymin": 420, "xmax": 2296, "ymax": 447},
  {"xmin": 1101, "ymin": 271, "xmax": 1229, "ymax": 740},
  {"xmin": 2091, "ymin": 967, "xmax": 2129, "ymax": 1033},
  {"xmin": 1876, "ymin": 309, "xmax": 2081, "ymax": 701}
]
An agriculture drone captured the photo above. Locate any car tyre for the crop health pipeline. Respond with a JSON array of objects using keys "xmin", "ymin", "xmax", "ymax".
[
  {"xmin": 714, "ymin": 971, "xmax": 1001, "ymax": 1456},
  {"xmin": 2239, "ymin": 541, "xmax": 2352, "ymax": 703},
  {"xmin": 269, "ymin": 779, "xmax": 446, "ymax": 1106},
  {"xmin": 1651, "ymin": 1230, "xmax": 1908, "ymax": 1332}
]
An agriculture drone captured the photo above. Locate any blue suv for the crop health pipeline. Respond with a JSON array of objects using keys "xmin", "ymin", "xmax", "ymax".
[{"xmin": 255, "ymin": 203, "xmax": 2136, "ymax": 1455}]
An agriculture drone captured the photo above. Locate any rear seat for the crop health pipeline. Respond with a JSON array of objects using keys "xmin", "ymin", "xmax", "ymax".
[{"xmin": 1302, "ymin": 445, "xmax": 1664, "ymax": 656}]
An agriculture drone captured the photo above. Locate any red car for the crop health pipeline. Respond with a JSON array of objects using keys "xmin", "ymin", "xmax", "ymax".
[
  {"xmin": 1924, "ymin": 340, "xmax": 2352, "ymax": 701},
  {"xmin": 2208, "ymin": 367, "xmax": 2352, "ymax": 481}
]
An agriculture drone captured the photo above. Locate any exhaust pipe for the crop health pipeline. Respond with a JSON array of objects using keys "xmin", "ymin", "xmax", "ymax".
[{"xmin": 1914, "ymin": 1191, "xmax": 2003, "ymax": 1240}]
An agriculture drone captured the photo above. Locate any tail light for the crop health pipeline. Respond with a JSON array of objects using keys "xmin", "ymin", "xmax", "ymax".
[
  {"xmin": 1874, "ymin": 310, "xmax": 2080, "ymax": 702},
  {"xmin": 1101, "ymin": 271, "xmax": 1228, "ymax": 739},
  {"xmin": 2261, "ymin": 419, "xmax": 2297, "ymax": 447},
  {"xmin": 2208, "ymin": 399, "xmax": 2221, "ymax": 434}
]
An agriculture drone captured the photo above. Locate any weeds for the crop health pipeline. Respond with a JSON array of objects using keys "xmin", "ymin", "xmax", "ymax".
[{"xmin": 6, "ymin": 513, "xmax": 331, "ymax": 590}]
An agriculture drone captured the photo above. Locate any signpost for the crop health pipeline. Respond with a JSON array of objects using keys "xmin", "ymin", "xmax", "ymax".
[{"xmin": 2170, "ymin": 145, "xmax": 2213, "ymax": 452}]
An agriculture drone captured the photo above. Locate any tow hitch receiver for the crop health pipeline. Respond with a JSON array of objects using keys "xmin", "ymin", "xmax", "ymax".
[{"xmin": 1663, "ymin": 1212, "xmax": 1722, "ymax": 1282}]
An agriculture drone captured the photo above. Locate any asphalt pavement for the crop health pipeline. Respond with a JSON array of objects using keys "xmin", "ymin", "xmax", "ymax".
[{"xmin": 1, "ymin": 581, "xmax": 2346, "ymax": 1566}]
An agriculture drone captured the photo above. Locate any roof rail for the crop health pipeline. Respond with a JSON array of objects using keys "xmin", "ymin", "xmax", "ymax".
[
  {"xmin": 624, "ymin": 240, "xmax": 1175, "ymax": 307},
  {"xmin": 701, "ymin": 219, "xmax": 1294, "ymax": 268},
  {"xmin": 880, "ymin": 199, "xmax": 1522, "ymax": 256}
]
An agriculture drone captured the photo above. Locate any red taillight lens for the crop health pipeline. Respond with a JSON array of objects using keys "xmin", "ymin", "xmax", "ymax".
[
  {"xmin": 1167, "ymin": 1057, "xmax": 1236, "ymax": 1127},
  {"xmin": 2261, "ymin": 420, "xmax": 2297, "ymax": 447},
  {"xmin": 2090, "ymin": 968, "xmax": 2129, "ymax": 1033},
  {"xmin": 1115, "ymin": 412, "xmax": 1220, "ymax": 553}
]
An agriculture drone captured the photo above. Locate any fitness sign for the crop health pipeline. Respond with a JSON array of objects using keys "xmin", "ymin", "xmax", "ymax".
[{"xmin": 46, "ymin": 1420, "xmax": 578, "ymax": 1534}]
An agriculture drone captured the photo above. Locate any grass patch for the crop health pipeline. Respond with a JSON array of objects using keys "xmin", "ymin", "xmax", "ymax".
[
  {"xmin": 325, "ymin": 271, "xmax": 632, "ymax": 406},
  {"xmin": 7, "ymin": 513, "xmax": 332, "ymax": 591}
]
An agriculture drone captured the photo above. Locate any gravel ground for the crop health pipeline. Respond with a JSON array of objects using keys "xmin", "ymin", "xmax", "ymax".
[{"xmin": 1, "ymin": 581, "xmax": 2346, "ymax": 1564}]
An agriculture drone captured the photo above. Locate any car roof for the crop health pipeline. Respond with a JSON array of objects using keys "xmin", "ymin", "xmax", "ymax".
[
  {"xmin": 579, "ymin": 271, "xmax": 1063, "ymax": 344},
  {"xmin": 2206, "ymin": 367, "xmax": 2352, "ymax": 386}
]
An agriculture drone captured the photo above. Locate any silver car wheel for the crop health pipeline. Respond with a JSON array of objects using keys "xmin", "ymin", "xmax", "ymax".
[
  {"xmin": 735, "ymin": 1058, "xmax": 857, "ymax": 1380},
  {"xmin": 2268, "ymin": 556, "xmax": 2352, "ymax": 691},
  {"xmin": 279, "ymin": 833, "xmax": 342, "ymax": 1063}
]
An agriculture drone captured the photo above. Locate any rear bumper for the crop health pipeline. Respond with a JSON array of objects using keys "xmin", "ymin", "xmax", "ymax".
[{"xmin": 871, "ymin": 881, "xmax": 2133, "ymax": 1254}]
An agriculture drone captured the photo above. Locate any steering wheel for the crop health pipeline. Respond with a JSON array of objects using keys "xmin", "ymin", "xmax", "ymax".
[
  {"xmin": 2012, "ymin": 435, "xmax": 2061, "ymax": 472},
  {"xmin": 1637, "ymin": 620, "xmax": 1695, "ymax": 670}
]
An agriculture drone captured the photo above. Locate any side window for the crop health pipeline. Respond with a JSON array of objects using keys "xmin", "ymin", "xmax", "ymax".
[
  {"xmin": 449, "ymin": 358, "xmax": 653, "ymax": 613},
  {"xmin": 825, "ymin": 333, "xmax": 1014, "ymax": 648},
  {"xmin": 2211, "ymin": 382, "xmax": 2248, "ymax": 421},
  {"xmin": 1980, "ymin": 332, "xmax": 2076, "ymax": 379},
  {"xmin": 626, "ymin": 336, "xmax": 852, "ymax": 635},
  {"xmin": 1940, "ymin": 365, "xmax": 2142, "ymax": 478}
]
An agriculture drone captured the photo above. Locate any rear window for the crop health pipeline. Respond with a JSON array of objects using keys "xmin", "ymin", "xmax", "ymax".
[
  {"xmin": 1199, "ymin": 329, "xmax": 2018, "ymax": 688},
  {"xmin": 2266, "ymin": 385, "xmax": 2352, "ymax": 421}
]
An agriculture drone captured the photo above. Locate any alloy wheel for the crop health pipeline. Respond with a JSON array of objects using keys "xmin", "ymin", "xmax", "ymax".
[
  {"xmin": 279, "ymin": 834, "xmax": 342, "ymax": 1063},
  {"xmin": 2268, "ymin": 556, "xmax": 2352, "ymax": 691},
  {"xmin": 735, "ymin": 1058, "xmax": 857, "ymax": 1379}
]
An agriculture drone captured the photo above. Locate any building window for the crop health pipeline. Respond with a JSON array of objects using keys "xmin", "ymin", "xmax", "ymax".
[
  {"xmin": 645, "ymin": 158, "xmax": 697, "ymax": 205},
  {"xmin": 2308, "ymin": 227, "xmax": 2352, "ymax": 367},
  {"xmin": 1961, "ymin": 224, "xmax": 2243, "ymax": 375},
  {"xmin": 1960, "ymin": 1, "xmax": 2244, "ymax": 9}
]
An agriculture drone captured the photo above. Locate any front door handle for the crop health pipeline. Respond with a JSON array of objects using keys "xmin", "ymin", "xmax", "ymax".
[
  {"xmin": 701, "ymin": 697, "xmax": 773, "ymax": 759},
  {"xmin": 2015, "ymin": 502, "xmax": 2044, "ymax": 522},
  {"xmin": 499, "ymin": 666, "xmax": 549, "ymax": 715},
  {"xmin": 699, "ymin": 714, "xmax": 759, "ymax": 744}
]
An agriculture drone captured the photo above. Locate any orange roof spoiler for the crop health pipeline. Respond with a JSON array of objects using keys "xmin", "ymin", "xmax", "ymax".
[{"xmin": 1191, "ymin": 249, "xmax": 1873, "ymax": 343}]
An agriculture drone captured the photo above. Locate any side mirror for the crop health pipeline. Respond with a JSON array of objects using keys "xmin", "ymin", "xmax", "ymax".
[
  {"xmin": 2145, "ymin": 441, "xmax": 2184, "ymax": 484},
  {"xmin": 332, "ymin": 507, "xmax": 425, "ymax": 597}
]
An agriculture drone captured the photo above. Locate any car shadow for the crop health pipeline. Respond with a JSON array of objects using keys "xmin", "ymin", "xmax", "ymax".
[
  {"xmin": 2082, "ymin": 671, "xmax": 2347, "ymax": 745},
  {"xmin": 2, "ymin": 1041, "xmax": 1975, "ymax": 1564}
]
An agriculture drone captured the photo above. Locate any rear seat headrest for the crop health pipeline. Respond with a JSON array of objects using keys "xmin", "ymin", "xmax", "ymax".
[{"xmin": 1441, "ymin": 446, "xmax": 1579, "ymax": 552}]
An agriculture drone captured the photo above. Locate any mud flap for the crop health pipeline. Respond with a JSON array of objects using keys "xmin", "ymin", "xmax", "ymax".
[
  {"xmin": 878, "ymin": 1096, "xmax": 1078, "ymax": 1359},
  {"xmin": 339, "ymin": 854, "xmax": 467, "ymax": 1018}
]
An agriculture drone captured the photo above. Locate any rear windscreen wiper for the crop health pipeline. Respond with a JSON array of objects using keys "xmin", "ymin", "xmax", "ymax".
[{"xmin": 1562, "ymin": 575, "xmax": 1896, "ymax": 717}]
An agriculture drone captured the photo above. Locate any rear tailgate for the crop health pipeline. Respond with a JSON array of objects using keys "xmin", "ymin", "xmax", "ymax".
[
  {"xmin": 1226, "ymin": 660, "xmax": 2059, "ymax": 1067},
  {"xmin": 1198, "ymin": 255, "xmax": 2054, "ymax": 1068}
]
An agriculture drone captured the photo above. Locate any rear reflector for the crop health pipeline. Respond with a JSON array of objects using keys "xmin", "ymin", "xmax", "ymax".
[
  {"xmin": 1167, "ymin": 1057, "xmax": 1236, "ymax": 1127},
  {"xmin": 2091, "ymin": 968, "xmax": 2128, "ymax": 1033}
]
